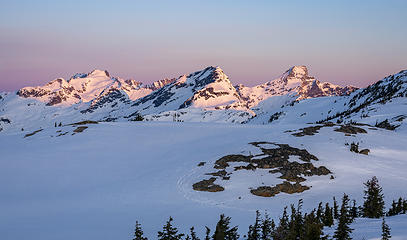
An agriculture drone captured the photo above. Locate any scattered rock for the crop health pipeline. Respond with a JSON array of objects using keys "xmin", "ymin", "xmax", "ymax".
[
  {"xmin": 334, "ymin": 125, "xmax": 367, "ymax": 134},
  {"xmin": 192, "ymin": 178, "xmax": 224, "ymax": 192},
  {"xmin": 56, "ymin": 132, "xmax": 69, "ymax": 137},
  {"xmin": 205, "ymin": 170, "xmax": 227, "ymax": 177},
  {"xmin": 69, "ymin": 120, "xmax": 98, "ymax": 126},
  {"xmin": 359, "ymin": 149, "xmax": 370, "ymax": 155},
  {"xmin": 250, "ymin": 181, "xmax": 310, "ymax": 197},
  {"xmin": 0, "ymin": 118, "xmax": 11, "ymax": 124},
  {"xmin": 73, "ymin": 126, "xmax": 88, "ymax": 133},
  {"xmin": 197, "ymin": 162, "xmax": 206, "ymax": 167},
  {"xmin": 214, "ymin": 154, "xmax": 251, "ymax": 169},
  {"xmin": 24, "ymin": 129, "xmax": 43, "ymax": 138},
  {"xmin": 375, "ymin": 119, "xmax": 398, "ymax": 130},
  {"xmin": 292, "ymin": 125, "xmax": 324, "ymax": 137},
  {"xmin": 349, "ymin": 142, "xmax": 370, "ymax": 155}
]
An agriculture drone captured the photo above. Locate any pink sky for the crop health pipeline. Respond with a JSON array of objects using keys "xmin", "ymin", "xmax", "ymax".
[{"xmin": 1, "ymin": 0, "xmax": 406, "ymax": 91}]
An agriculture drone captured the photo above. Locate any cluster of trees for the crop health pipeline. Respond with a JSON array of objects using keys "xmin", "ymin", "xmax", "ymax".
[
  {"xmin": 387, "ymin": 197, "xmax": 407, "ymax": 216},
  {"xmin": 132, "ymin": 176, "xmax": 405, "ymax": 240}
]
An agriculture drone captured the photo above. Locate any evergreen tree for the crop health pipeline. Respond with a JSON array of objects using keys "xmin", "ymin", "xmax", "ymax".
[
  {"xmin": 190, "ymin": 227, "xmax": 199, "ymax": 240},
  {"xmin": 303, "ymin": 210, "xmax": 323, "ymax": 240},
  {"xmin": 273, "ymin": 207, "xmax": 289, "ymax": 240},
  {"xmin": 396, "ymin": 197, "xmax": 403, "ymax": 214},
  {"xmin": 381, "ymin": 217, "xmax": 391, "ymax": 240},
  {"xmin": 205, "ymin": 227, "xmax": 211, "ymax": 240},
  {"xmin": 247, "ymin": 210, "xmax": 261, "ymax": 240},
  {"xmin": 362, "ymin": 176, "xmax": 385, "ymax": 218},
  {"xmin": 333, "ymin": 194, "xmax": 353, "ymax": 240},
  {"xmin": 316, "ymin": 202, "xmax": 324, "ymax": 223},
  {"xmin": 157, "ymin": 217, "xmax": 184, "ymax": 240},
  {"xmin": 333, "ymin": 197, "xmax": 339, "ymax": 219},
  {"xmin": 261, "ymin": 212, "xmax": 272, "ymax": 240},
  {"xmin": 350, "ymin": 200, "xmax": 358, "ymax": 220},
  {"xmin": 133, "ymin": 221, "xmax": 147, "ymax": 240},
  {"xmin": 323, "ymin": 203, "xmax": 334, "ymax": 227},
  {"xmin": 287, "ymin": 199, "xmax": 304, "ymax": 240},
  {"xmin": 388, "ymin": 200, "xmax": 398, "ymax": 216},
  {"xmin": 212, "ymin": 214, "xmax": 239, "ymax": 240},
  {"xmin": 270, "ymin": 219, "xmax": 276, "ymax": 232}
]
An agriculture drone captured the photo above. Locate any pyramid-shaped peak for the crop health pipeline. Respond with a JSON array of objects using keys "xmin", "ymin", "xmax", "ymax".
[
  {"xmin": 288, "ymin": 65, "xmax": 309, "ymax": 78},
  {"xmin": 88, "ymin": 69, "xmax": 110, "ymax": 78}
]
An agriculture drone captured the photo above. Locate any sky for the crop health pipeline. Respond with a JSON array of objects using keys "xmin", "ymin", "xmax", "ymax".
[{"xmin": 0, "ymin": 0, "xmax": 406, "ymax": 91}]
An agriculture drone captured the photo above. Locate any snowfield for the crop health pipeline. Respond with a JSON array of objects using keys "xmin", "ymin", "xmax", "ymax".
[{"xmin": 1, "ymin": 121, "xmax": 407, "ymax": 240}]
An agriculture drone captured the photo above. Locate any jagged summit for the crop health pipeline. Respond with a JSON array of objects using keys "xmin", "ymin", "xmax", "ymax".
[
  {"xmin": 284, "ymin": 65, "xmax": 311, "ymax": 81},
  {"xmin": 16, "ymin": 69, "xmax": 177, "ymax": 106},
  {"xmin": 235, "ymin": 65, "xmax": 356, "ymax": 108}
]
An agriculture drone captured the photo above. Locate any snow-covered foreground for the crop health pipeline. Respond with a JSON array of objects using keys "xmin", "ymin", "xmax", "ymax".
[
  {"xmin": 325, "ymin": 215, "xmax": 407, "ymax": 240},
  {"xmin": 1, "ymin": 121, "xmax": 407, "ymax": 239}
]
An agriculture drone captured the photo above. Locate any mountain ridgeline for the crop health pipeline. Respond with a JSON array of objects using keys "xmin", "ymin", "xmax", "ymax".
[{"xmin": 1, "ymin": 66, "xmax": 407, "ymax": 133}]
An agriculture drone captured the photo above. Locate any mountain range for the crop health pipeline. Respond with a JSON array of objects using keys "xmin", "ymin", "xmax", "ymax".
[{"xmin": 1, "ymin": 65, "xmax": 406, "ymax": 133}]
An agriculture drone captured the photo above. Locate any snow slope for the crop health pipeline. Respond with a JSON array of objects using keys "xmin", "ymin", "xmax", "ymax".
[
  {"xmin": 1, "ymin": 121, "xmax": 406, "ymax": 239},
  {"xmin": 250, "ymin": 69, "xmax": 407, "ymax": 129}
]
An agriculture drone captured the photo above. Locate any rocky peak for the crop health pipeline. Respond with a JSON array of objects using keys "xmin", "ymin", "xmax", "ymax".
[
  {"xmin": 283, "ymin": 65, "xmax": 315, "ymax": 87},
  {"xmin": 287, "ymin": 65, "xmax": 309, "ymax": 79},
  {"xmin": 147, "ymin": 78, "xmax": 177, "ymax": 91},
  {"xmin": 88, "ymin": 69, "xmax": 110, "ymax": 78}
]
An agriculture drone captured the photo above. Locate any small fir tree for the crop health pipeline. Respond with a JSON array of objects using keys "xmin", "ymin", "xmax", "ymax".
[
  {"xmin": 273, "ymin": 207, "xmax": 289, "ymax": 240},
  {"xmin": 247, "ymin": 210, "xmax": 261, "ymax": 240},
  {"xmin": 333, "ymin": 194, "xmax": 353, "ymax": 240},
  {"xmin": 362, "ymin": 176, "xmax": 385, "ymax": 218},
  {"xmin": 323, "ymin": 203, "xmax": 334, "ymax": 227},
  {"xmin": 350, "ymin": 200, "xmax": 358, "ymax": 220},
  {"xmin": 261, "ymin": 212, "xmax": 273, "ymax": 240},
  {"xmin": 303, "ymin": 210, "xmax": 323, "ymax": 240},
  {"xmin": 133, "ymin": 221, "xmax": 147, "ymax": 240},
  {"xmin": 189, "ymin": 227, "xmax": 199, "ymax": 240},
  {"xmin": 287, "ymin": 199, "xmax": 304, "ymax": 240},
  {"xmin": 157, "ymin": 217, "xmax": 184, "ymax": 240},
  {"xmin": 204, "ymin": 227, "xmax": 211, "ymax": 240},
  {"xmin": 212, "ymin": 214, "xmax": 239, "ymax": 240},
  {"xmin": 316, "ymin": 202, "xmax": 324, "ymax": 223},
  {"xmin": 333, "ymin": 197, "xmax": 339, "ymax": 219},
  {"xmin": 381, "ymin": 217, "xmax": 391, "ymax": 240}
]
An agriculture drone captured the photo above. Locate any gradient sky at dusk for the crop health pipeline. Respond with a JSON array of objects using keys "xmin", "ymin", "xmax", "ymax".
[{"xmin": 0, "ymin": 0, "xmax": 406, "ymax": 91}]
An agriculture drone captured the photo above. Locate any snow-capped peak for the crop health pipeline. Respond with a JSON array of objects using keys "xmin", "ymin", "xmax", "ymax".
[{"xmin": 236, "ymin": 65, "xmax": 357, "ymax": 108}]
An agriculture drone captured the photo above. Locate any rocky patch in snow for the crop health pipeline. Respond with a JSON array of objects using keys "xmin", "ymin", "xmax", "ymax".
[
  {"xmin": 192, "ymin": 142, "xmax": 331, "ymax": 196},
  {"xmin": 250, "ymin": 181, "xmax": 310, "ymax": 197},
  {"xmin": 334, "ymin": 125, "xmax": 367, "ymax": 135},
  {"xmin": 192, "ymin": 177, "xmax": 224, "ymax": 192}
]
